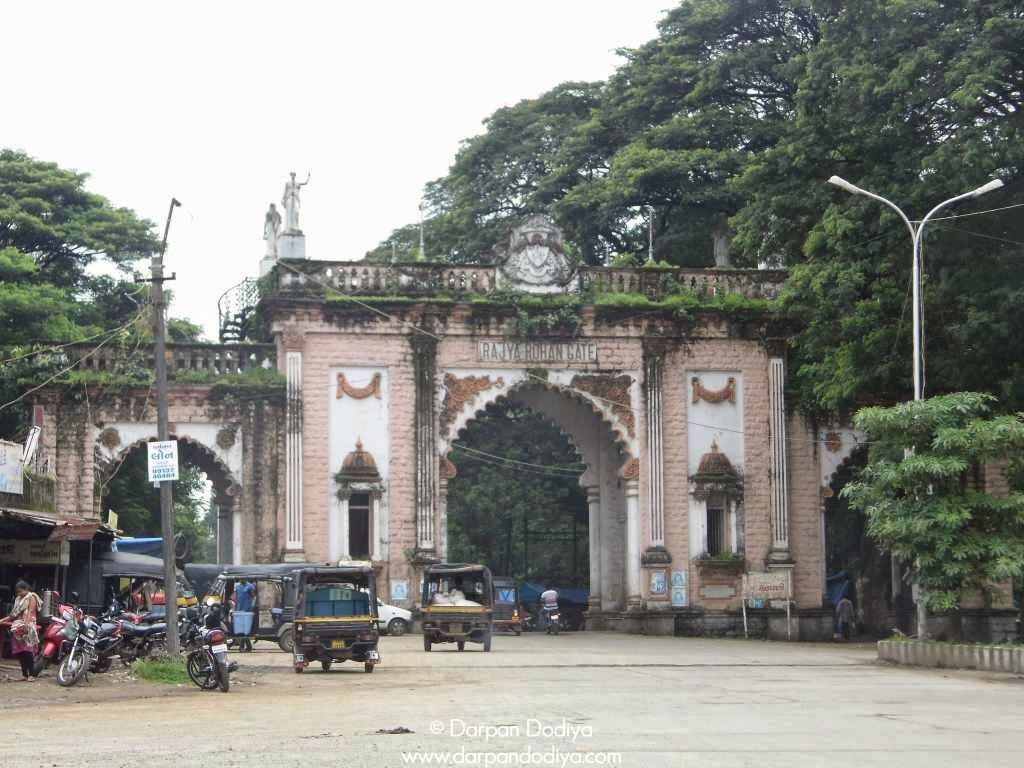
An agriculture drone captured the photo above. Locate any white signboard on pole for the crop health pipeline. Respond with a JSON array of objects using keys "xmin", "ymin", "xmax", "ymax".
[
  {"xmin": 0, "ymin": 440, "xmax": 24, "ymax": 494},
  {"xmin": 147, "ymin": 440, "xmax": 179, "ymax": 483}
]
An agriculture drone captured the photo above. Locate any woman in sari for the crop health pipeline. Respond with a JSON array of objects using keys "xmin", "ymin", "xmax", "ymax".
[{"xmin": 2, "ymin": 580, "xmax": 42, "ymax": 680}]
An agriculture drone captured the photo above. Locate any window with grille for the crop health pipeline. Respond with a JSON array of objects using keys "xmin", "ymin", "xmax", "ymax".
[{"xmin": 707, "ymin": 503, "xmax": 726, "ymax": 556}]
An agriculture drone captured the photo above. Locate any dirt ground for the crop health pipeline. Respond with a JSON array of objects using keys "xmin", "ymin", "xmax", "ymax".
[{"xmin": 2, "ymin": 633, "xmax": 1023, "ymax": 768}]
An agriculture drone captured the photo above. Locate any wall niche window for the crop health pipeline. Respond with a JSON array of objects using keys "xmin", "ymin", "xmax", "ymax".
[{"xmin": 348, "ymin": 492, "xmax": 371, "ymax": 559}]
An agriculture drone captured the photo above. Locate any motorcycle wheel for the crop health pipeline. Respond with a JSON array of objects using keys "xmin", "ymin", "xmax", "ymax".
[
  {"xmin": 457, "ymin": 641, "xmax": 465, "ymax": 652},
  {"xmin": 552, "ymin": 623, "xmax": 560, "ymax": 636},
  {"xmin": 217, "ymin": 658, "xmax": 230, "ymax": 692},
  {"xmin": 32, "ymin": 653, "xmax": 47, "ymax": 677},
  {"xmin": 56, "ymin": 647, "xmax": 88, "ymax": 687},
  {"xmin": 423, "ymin": 635, "xmax": 432, "ymax": 652},
  {"xmin": 364, "ymin": 662, "xmax": 374, "ymax": 673},
  {"xmin": 186, "ymin": 650, "xmax": 219, "ymax": 690},
  {"xmin": 321, "ymin": 658, "xmax": 332, "ymax": 672}
]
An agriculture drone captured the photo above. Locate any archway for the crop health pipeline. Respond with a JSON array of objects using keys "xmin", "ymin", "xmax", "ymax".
[
  {"xmin": 442, "ymin": 380, "xmax": 631, "ymax": 613},
  {"xmin": 824, "ymin": 448, "xmax": 900, "ymax": 636},
  {"xmin": 96, "ymin": 434, "xmax": 241, "ymax": 565}
]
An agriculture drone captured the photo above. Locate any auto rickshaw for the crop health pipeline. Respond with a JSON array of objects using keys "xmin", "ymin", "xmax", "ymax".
[
  {"xmin": 201, "ymin": 564, "xmax": 305, "ymax": 652},
  {"xmin": 492, "ymin": 576, "xmax": 522, "ymax": 635},
  {"xmin": 291, "ymin": 566, "xmax": 380, "ymax": 673},
  {"xmin": 421, "ymin": 563, "xmax": 494, "ymax": 652}
]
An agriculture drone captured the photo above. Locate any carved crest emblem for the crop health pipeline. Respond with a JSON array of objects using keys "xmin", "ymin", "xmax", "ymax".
[{"xmin": 496, "ymin": 215, "xmax": 575, "ymax": 293}]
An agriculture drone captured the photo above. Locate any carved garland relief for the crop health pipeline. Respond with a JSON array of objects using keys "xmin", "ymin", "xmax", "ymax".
[
  {"xmin": 569, "ymin": 374, "xmax": 635, "ymax": 437},
  {"xmin": 439, "ymin": 374, "xmax": 506, "ymax": 432},
  {"xmin": 336, "ymin": 372, "xmax": 382, "ymax": 400},
  {"xmin": 622, "ymin": 457, "xmax": 641, "ymax": 481},
  {"xmin": 691, "ymin": 376, "xmax": 737, "ymax": 405}
]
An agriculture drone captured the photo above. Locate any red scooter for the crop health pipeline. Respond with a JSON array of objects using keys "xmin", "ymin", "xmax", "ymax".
[{"xmin": 34, "ymin": 592, "xmax": 82, "ymax": 675}]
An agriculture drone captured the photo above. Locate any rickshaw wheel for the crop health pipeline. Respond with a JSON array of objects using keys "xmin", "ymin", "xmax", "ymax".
[
  {"xmin": 321, "ymin": 659, "xmax": 332, "ymax": 672},
  {"xmin": 278, "ymin": 628, "xmax": 294, "ymax": 653},
  {"xmin": 364, "ymin": 663, "xmax": 374, "ymax": 673},
  {"xmin": 457, "ymin": 641, "xmax": 465, "ymax": 652},
  {"xmin": 423, "ymin": 635, "xmax": 432, "ymax": 652}
]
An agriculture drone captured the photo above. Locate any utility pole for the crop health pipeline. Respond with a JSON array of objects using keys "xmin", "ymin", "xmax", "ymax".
[{"xmin": 151, "ymin": 198, "xmax": 180, "ymax": 654}]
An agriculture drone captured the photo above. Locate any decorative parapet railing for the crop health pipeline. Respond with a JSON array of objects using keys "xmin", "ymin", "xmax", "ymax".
[
  {"xmin": 63, "ymin": 342, "xmax": 276, "ymax": 381},
  {"xmin": 273, "ymin": 259, "xmax": 786, "ymax": 301}
]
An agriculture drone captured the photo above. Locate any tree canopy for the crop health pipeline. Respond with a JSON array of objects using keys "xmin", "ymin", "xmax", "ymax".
[
  {"xmin": 372, "ymin": 0, "xmax": 1024, "ymax": 415},
  {"xmin": 0, "ymin": 150, "xmax": 203, "ymax": 436}
]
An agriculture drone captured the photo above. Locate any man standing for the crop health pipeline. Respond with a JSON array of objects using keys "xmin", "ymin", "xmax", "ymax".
[{"xmin": 835, "ymin": 594, "xmax": 856, "ymax": 641}]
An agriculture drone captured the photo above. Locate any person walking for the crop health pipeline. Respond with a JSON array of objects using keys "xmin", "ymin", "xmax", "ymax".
[
  {"xmin": 835, "ymin": 594, "xmax": 856, "ymax": 641},
  {"xmin": 1, "ymin": 581, "xmax": 42, "ymax": 680}
]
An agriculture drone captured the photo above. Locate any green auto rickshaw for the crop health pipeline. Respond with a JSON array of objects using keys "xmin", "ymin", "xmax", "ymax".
[{"xmin": 291, "ymin": 566, "xmax": 380, "ymax": 673}]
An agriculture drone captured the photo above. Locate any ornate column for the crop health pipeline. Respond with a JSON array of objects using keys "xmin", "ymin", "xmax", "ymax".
[
  {"xmin": 336, "ymin": 489, "xmax": 351, "ymax": 561},
  {"xmin": 643, "ymin": 340, "xmax": 671, "ymax": 565},
  {"xmin": 624, "ymin": 473, "xmax": 642, "ymax": 609},
  {"xmin": 411, "ymin": 334, "xmax": 439, "ymax": 559},
  {"xmin": 586, "ymin": 486, "xmax": 602, "ymax": 611},
  {"xmin": 284, "ymin": 331, "xmax": 305, "ymax": 561},
  {"xmin": 767, "ymin": 355, "xmax": 791, "ymax": 561}
]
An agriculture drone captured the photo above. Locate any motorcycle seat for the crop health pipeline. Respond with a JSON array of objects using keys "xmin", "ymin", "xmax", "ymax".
[{"xmin": 121, "ymin": 621, "xmax": 167, "ymax": 637}]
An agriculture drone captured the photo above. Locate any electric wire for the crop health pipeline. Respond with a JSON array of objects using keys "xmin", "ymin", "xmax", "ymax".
[{"xmin": 0, "ymin": 314, "xmax": 144, "ymax": 413}]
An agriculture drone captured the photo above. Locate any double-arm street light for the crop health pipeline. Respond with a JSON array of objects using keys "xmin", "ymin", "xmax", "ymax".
[{"xmin": 827, "ymin": 176, "xmax": 1004, "ymax": 401}]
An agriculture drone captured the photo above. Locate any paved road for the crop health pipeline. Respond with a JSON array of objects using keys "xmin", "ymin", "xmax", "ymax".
[{"xmin": 4, "ymin": 633, "xmax": 1023, "ymax": 767}]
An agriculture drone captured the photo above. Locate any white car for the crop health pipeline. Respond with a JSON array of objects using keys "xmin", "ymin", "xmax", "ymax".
[{"xmin": 376, "ymin": 600, "xmax": 412, "ymax": 636}]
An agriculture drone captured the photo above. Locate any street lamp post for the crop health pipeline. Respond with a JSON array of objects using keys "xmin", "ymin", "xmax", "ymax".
[
  {"xmin": 827, "ymin": 175, "xmax": 1004, "ymax": 639},
  {"xmin": 827, "ymin": 176, "xmax": 1004, "ymax": 401}
]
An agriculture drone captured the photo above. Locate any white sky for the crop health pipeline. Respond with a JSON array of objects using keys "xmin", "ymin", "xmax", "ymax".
[{"xmin": 6, "ymin": 0, "xmax": 670, "ymax": 339}]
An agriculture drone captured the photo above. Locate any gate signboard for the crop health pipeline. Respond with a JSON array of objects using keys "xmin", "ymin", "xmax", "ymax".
[
  {"xmin": 741, "ymin": 571, "xmax": 793, "ymax": 639},
  {"xmin": 147, "ymin": 440, "xmax": 179, "ymax": 483}
]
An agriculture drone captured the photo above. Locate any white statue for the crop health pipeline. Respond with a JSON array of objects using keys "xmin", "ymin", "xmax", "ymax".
[
  {"xmin": 281, "ymin": 171, "xmax": 310, "ymax": 232},
  {"xmin": 263, "ymin": 203, "xmax": 281, "ymax": 256}
]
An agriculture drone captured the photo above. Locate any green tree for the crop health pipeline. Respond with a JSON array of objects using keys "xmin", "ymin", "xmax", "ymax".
[
  {"xmin": 732, "ymin": 0, "xmax": 1024, "ymax": 415},
  {"xmin": 843, "ymin": 393, "xmax": 1024, "ymax": 629}
]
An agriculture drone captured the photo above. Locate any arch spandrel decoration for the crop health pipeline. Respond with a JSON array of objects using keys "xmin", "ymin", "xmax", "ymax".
[{"xmin": 438, "ymin": 368, "xmax": 640, "ymax": 479}]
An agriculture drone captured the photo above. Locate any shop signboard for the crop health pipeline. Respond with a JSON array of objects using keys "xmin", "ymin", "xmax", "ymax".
[{"xmin": 0, "ymin": 539, "xmax": 70, "ymax": 566}]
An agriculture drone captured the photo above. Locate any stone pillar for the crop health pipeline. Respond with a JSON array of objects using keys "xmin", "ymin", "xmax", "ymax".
[
  {"xmin": 586, "ymin": 486, "xmax": 602, "ymax": 611},
  {"xmin": 625, "ymin": 479, "xmax": 642, "ymax": 608},
  {"xmin": 437, "ymin": 478, "xmax": 449, "ymax": 561},
  {"xmin": 643, "ymin": 343, "xmax": 666, "ymax": 550},
  {"xmin": 767, "ymin": 356, "xmax": 791, "ymax": 561},
  {"xmin": 371, "ymin": 493, "xmax": 383, "ymax": 562},
  {"xmin": 411, "ymin": 335, "xmax": 438, "ymax": 557},
  {"xmin": 284, "ymin": 347, "xmax": 305, "ymax": 560},
  {"xmin": 337, "ymin": 490, "xmax": 351, "ymax": 561}
]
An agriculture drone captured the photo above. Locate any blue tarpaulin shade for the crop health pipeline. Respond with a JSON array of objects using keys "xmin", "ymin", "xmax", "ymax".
[{"xmin": 112, "ymin": 537, "xmax": 164, "ymax": 557}]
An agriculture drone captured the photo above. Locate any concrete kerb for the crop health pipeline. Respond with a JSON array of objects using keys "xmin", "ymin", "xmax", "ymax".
[{"xmin": 878, "ymin": 638, "xmax": 1024, "ymax": 674}]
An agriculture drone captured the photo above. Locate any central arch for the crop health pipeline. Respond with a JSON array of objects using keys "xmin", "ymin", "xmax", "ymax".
[{"xmin": 440, "ymin": 376, "xmax": 635, "ymax": 612}]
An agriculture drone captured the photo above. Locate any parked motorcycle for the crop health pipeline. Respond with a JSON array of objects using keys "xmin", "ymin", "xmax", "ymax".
[
  {"xmin": 56, "ymin": 606, "xmax": 125, "ymax": 686},
  {"xmin": 182, "ymin": 606, "xmax": 233, "ymax": 692},
  {"xmin": 34, "ymin": 593, "xmax": 82, "ymax": 675},
  {"xmin": 543, "ymin": 605, "xmax": 561, "ymax": 635}
]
